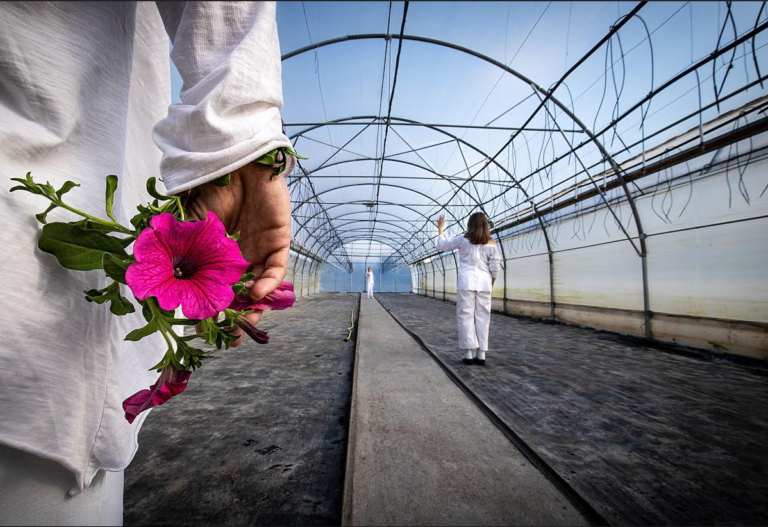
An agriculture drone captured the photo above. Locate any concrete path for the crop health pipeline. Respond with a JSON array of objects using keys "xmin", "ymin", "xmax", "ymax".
[{"xmin": 343, "ymin": 297, "xmax": 587, "ymax": 526}]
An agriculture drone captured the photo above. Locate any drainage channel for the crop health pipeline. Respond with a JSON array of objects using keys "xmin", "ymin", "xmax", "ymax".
[{"xmin": 375, "ymin": 297, "xmax": 610, "ymax": 527}]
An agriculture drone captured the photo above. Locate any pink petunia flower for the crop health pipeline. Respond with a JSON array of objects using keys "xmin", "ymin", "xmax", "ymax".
[
  {"xmin": 126, "ymin": 212, "xmax": 249, "ymax": 320},
  {"xmin": 229, "ymin": 281, "xmax": 296, "ymax": 312},
  {"xmin": 123, "ymin": 366, "xmax": 191, "ymax": 424}
]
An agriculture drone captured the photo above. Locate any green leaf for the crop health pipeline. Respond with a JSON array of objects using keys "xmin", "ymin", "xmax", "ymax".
[
  {"xmin": 125, "ymin": 319, "xmax": 158, "ymax": 341},
  {"xmin": 227, "ymin": 230, "xmax": 240, "ymax": 241},
  {"xmin": 38, "ymin": 222, "xmax": 127, "ymax": 271},
  {"xmin": 117, "ymin": 236, "xmax": 135, "ymax": 249},
  {"xmin": 56, "ymin": 181, "xmax": 80, "ymax": 199},
  {"xmin": 84, "ymin": 282, "xmax": 135, "ymax": 316},
  {"xmin": 103, "ymin": 253, "xmax": 131, "ymax": 284},
  {"xmin": 255, "ymin": 151, "xmax": 277, "ymax": 165},
  {"xmin": 35, "ymin": 203, "xmax": 57, "ymax": 224},
  {"xmin": 105, "ymin": 175, "xmax": 118, "ymax": 222},
  {"xmin": 10, "ymin": 173, "xmax": 43, "ymax": 195},
  {"xmin": 284, "ymin": 146, "xmax": 308, "ymax": 160},
  {"xmin": 146, "ymin": 177, "xmax": 171, "ymax": 201},
  {"xmin": 211, "ymin": 173, "xmax": 231, "ymax": 187},
  {"xmin": 130, "ymin": 204, "xmax": 153, "ymax": 230}
]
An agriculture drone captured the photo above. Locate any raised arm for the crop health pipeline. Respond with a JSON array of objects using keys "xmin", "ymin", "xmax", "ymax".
[{"xmin": 436, "ymin": 214, "xmax": 463, "ymax": 252}]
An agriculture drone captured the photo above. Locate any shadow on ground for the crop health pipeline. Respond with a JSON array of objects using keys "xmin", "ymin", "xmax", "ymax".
[{"xmin": 124, "ymin": 293, "xmax": 358, "ymax": 526}]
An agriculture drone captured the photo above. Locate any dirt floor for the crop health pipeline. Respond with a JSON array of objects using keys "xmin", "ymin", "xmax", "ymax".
[
  {"xmin": 123, "ymin": 293, "xmax": 358, "ymax": 526},
  {"xmin": 377, "ymin": 293, "xmax": 768, "ymax": 526}
]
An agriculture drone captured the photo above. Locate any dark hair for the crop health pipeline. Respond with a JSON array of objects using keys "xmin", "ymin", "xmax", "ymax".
[{"xmin": 464, "ymin": 212, "xmax": 493, "ymax": 244}]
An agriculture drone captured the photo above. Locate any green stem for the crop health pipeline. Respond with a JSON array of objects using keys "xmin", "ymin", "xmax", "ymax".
[
  {"xmin": 147, "ymin": 298, "xmax": 184, "ymax": 369},
  {"xmin": 58, "ymin": 201, "xmax": 133, "ymax": 234}
]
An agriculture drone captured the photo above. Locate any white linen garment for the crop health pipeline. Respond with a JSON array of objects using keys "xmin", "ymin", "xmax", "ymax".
[
  {"xmin": 436, "ymin": 234, "xmax": 502, "ymax": 292},
  {"xmin": 436, "ymin": 234, "xmax": 501, "ymax": 352},
  {"xmin": 366, "ymin": 270, "xmax": 374, "ymax": 299},
  {"xmin": 0, "ymin": 444, "xmax": 123, "ymax": 526},
  {"xmin": 456, "ymin": 290, "xmax": 492, "ymax": 351},
  {"xmin": 0, "ymin": 1, "xmax": 294, "ymax": 493}
]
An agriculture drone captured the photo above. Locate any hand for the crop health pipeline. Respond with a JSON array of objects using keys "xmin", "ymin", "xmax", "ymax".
[
  {"xmin": 186, "ymin": 161, "xmax": 292, "ymax": 346},
  {"xmin": 437, "ymin": 214, "xmax": 445, "ymax": 235}
]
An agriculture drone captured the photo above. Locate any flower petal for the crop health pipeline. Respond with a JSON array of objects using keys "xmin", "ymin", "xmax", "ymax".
[
  {"xmin": 175, "ymin": 276, "xmax": 237, "ymax": 320},
  {"xmin": 123, "ymin": 367, "xmax": 191, "ymax": 423},
  {"xmin": 235, "ymin": 316, "xmax": 270, "ymax": 344},
  {"xmin": 186, "ymin": 212, "xmax": 249, "ymax": 284},
  {"xmin": 229, "ymin": 281, "xmax": 296, "ymax": 312}
]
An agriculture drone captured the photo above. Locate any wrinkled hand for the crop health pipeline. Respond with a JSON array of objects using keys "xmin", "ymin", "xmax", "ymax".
[
  {"xmin": 437, "ymin": 214, "xmax": 446, "ymax": 235},
  {"xmin": 186, "ymin": 161, "xmax": 292, "ymax": 346}
]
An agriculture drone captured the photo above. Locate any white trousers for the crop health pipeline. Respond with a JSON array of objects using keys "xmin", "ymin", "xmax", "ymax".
[
  {"xmin": 0, "ymin": 445, "xmax": 124, "ymax": 526},
  {"xmin": 456, "ymin": 290, "xmax": 492, "ymax": 351},
  {"xmin": 366, "ymin": 280, "xmax": 374, "ymax": 299}
]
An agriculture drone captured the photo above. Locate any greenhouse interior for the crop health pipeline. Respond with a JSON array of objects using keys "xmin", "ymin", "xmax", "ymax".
[
  {"xmin": 6, "ymin": 2, "xmax": 763, "ymax": 527},
  {"xmin": 123, "ymin": 2, "xmax": 768, "ymax": 526}
]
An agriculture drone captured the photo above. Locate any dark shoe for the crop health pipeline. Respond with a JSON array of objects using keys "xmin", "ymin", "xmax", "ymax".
[
  {"xmin": 474, "ymin": 357, "xmax": 486, "ymax": 366},
  {"xmin": 462, "ymin": 358, "xmax": 474, "ymax": 365}
]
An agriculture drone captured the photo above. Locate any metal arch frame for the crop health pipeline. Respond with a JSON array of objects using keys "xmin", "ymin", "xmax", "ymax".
[
  {"xmin": 287, "ymin": 128, "xmax": 511, "ymax": 293},
  {"xmin": 287, "ymin": 155, "xmax": 494, "ymax": 190},
  {"xmin": 288, "ymin": 115, "xmax": 550, "ymax": 310},
  {"xmin": 281, "ymin": 31, "xmax": 644, "ymax": 249},
  {"xmin": 288, "ymin": 157, "xmax": 495, "ymax": 241},
  {"xmin": 281, "ymin": 11, "xmax": 656, "ymax": 328},
  {"xmin": 291, "ymin": 185, "xmax": 467, "ymax": 261},
  {"xmin": 290, "ymin": 161, "xmax": 354, "ymax": 272},
  {"xmin": 333, "ymin": 235, "xmax": 413, "ymax": 263},
  {"xmin": 306, "ymin": 202, "xmax": 436, "ymax": 264},
  {"xmin": 304, "ymin": 209, "xmax": 429, "ymax": 262},
  {"xmin": 315, "ymin": 224, "xmax": 425, "ymax": 262}
]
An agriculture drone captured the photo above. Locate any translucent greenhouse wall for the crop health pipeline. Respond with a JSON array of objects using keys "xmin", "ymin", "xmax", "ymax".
[
  {"xmin": 286, "ymin": 249, "xmax": 322, "ymax": 299},
  {"xmin": 411, "ymin": 127, "xmax": 768, "ymax": 360}
]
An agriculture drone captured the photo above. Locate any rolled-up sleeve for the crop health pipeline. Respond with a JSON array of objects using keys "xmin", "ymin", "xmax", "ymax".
[
  {"xmin": 488, "ymin": 244, "xmax": 502, "ymax": 279},
  {"xmin": 153, "ymin": 1, "xmax": 294, "ymax": 194},
  {"xmin": 437, "ymin": 233, "xmax": 463, "ymax": 252}
]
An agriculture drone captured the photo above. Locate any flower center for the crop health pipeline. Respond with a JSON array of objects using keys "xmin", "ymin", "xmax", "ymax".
[{"xmin": 171, "ymin": 256, "xmax": 198, "ymax": 280}]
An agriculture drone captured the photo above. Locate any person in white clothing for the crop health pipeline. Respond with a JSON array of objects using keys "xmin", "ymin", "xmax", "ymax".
[
  {"xmin": 436, "ymin": 213, "xmax": 502, "ymax": 366},
  {"xmin": 0, "ymin": 2, "xmax": 295, "ymax": 525},
  {"xmin": 366, "ymin": 267, "xmax": 375, "ymax": 299}
]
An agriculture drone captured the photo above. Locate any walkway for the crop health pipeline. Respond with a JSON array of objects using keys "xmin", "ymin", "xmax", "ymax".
[
  {"xmin": 376, "ymin": 293, "xmax": 768, "ymax": 526},
  {"xmin": 344, "ymin": 297, "xmax": 586, "ymax": 526},
  {"xmin": 124, "ymin": 293, "xmax": 358, "ymax": 526}
]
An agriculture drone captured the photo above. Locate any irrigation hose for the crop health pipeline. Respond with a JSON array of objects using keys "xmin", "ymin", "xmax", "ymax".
[{"xmin": 344, "ymin": 293, "xmax": 359, "ymax": 342}]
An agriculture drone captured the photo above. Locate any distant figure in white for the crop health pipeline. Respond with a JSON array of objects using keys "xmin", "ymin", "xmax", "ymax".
[
  {"xmin": 366, "ymin": 267, "xmax": 375, "ymax": 299},
  {"xmin": 436, "ymin": 213, "xmax": 502, "ymax": 366}
]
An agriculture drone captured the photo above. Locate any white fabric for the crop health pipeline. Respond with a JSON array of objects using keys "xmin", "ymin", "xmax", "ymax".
[
  {"xmin": 456, "ymin": 290, "xmax": 492, "ymax": 351},
  {"xmin": 0, "ymin": 444, "xmax": 124, "ymax": 526},
  {"xmin": 366, "ymin": 270, "xmax": 374, "ymax": 299},
  {"xmin": 0, "ymin": 1, "xmax": 292, "ymax": 492},
  {"xmin": 153, "ymin": 2, "xmax": 294, "ymax": 194},
  {"xmin": 437, "ymin": 234, "xmax": 502, "ymax": 292}
]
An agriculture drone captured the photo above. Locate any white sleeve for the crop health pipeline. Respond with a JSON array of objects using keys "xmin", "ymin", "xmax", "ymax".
[
  {"xmin": 437, "ymin": 233, "xmax": 464, "ymax": 252},
  {"xmin": 153, "ymin": 1, "xmax": 295, "ymax": 195},
  {"xmin": 488, "ymin": 244, "xmax": 502, "ymax": 279}
]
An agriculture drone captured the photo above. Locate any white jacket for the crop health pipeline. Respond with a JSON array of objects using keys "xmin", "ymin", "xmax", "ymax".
[{"xmin": 437, "ymin": 234, "xmax": 502, "ymax": 292}]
